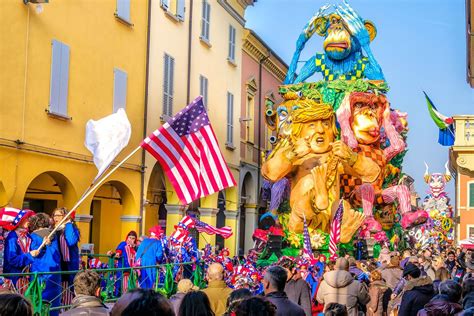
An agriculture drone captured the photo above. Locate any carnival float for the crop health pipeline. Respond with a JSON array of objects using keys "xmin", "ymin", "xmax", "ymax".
[{"xmin": 255, "ymin": 1, "xmax": 448, "ymax": 262}]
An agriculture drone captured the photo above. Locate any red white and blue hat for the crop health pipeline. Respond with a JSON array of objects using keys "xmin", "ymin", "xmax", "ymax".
[{"xmin": 0, "ymin": 207, "xmax": 35, "ymax": 231}]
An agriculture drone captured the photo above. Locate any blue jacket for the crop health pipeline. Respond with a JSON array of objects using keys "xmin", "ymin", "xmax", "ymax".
[
  {"xmin": 135, "ymin": 238, "xmax": 163, "ymax": 289},
  {"xmin": 30, "ymin": 229, "xmax": 62, "ymax": 315},
  {"xmin": 59, "ymin": 222, "xmax": 80, "ymax": 271},
  {"xmin": 3, "ymin": 230, "xmax": 34, "ymax": 285},
  {"xmin": 115, "ymin": 241, "xmax": 134, "ymax": 269}
]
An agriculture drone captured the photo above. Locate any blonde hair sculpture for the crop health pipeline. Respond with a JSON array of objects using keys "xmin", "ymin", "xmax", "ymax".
[{"xmin": 290, "ymin": 99, "xmax": 338, "ymax": 142}]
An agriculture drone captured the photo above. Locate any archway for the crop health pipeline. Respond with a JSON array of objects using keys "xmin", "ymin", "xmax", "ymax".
[
  {"xmin": 239, "ymin": 172, "xmax": 255, "ymax": 255},
  {"xmin": 146, "ymin": 163, "xmax": 168, "ymax": 234},
  {"xmin": 216, "ymin": 191, "xmax": 226, "ymax": 251},
  {"xmin": 0, "ymin": 181, "xmax": 7, "ymax": 208},
  {"xmin": 22, "ymin": 171, "xmax": 77, "ymax": 215},
  {"xmin": 89, "ymin": 180, "xmax": 136, "ymax": 254}
]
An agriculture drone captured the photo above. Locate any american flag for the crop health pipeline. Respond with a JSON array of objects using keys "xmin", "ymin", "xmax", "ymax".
[
  {"xmin": 194, "ymin": 219, "xmax": 233, "ymax": 239},
  {"xmin": 302, "ymin": 213, "xmax": 313, "ymax": 259},
  {"xmin": 141, "ymin": 96, "xmax": 236, "ymax": 205},
  {"xmin": 329, "ymin": 201, "xmax": 344, "ymax": 261}
]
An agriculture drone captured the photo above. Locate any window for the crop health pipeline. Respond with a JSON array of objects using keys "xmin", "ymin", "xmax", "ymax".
[
  {"xmin": 468, "ymin": 225, "xmax": 474, "ymax": 239},
  {"xmin": 469, "ymin": 183, "xmax": 474, "ymax": 208},
  {"xmin": 163, "ymin": 53, "xmax": 175, "ymax": 117},
  {"xmin": 115, "ymin": 0, "xmax": 131, "ymax": 24},
  {"xmin": 200, "ymin": 0, "xmax": 211, "ymax": 43},
  {"xmin": 49, "ymin": 40, "xmax": 70, "ymax": 118},
  {"xmin": 199, "ymin": 75, "xmax": 208, "ymax": 109},
  {"xmin": 226, "ymin": 92, "xmax": 234, "ymax": 147},
  {"xmin": 160, "ymin": 0, "xmax": 185, "ymax": 21},
  {"xmin": 246, "ymin": 95, "xmax": 254, "ymax": 143},
  {"xmin": 113, "ymin": 68, "xmax": 127, "ymax": 112},
  {"xmin": 228, "ymin": 25, "xmax": 236, "ymax": 62}
]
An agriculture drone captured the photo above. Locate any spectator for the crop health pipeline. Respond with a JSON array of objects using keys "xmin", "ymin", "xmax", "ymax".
[
  {"xmin": 170, "ymin": 279, "xmax": 198, "ymax": 315},
  {"xmin": 398, "ymin": 263, "xmax": 435, "ymax": 316},
  {"xmin": 453, "ymin": 252, "xmax": 467, "ymax": 283},
  {"xmin": 235, "ymin": 296, "xmax": 276, "ymax": 316},
  {"xmin": 108, "ymin": 231, "xmax": 137, "ymax": 295},
  {"xmin": 433, "ymin": 256, "xmax": 446, "ymax": 271},
  {"xmin": 381, "ymin": 255, "xmax": 402, "ymax": 290},
  {"xmin": 417, "ymin": 280, "xmax": 463, "ymax": 316},
  {"xmin": 29, "ymin": 213, "xmax": 62, "ymax": 316},
  {"xmin": 419, "ymin": 256, "xmax": 436, "ymax": 280},
  {"xmin": 279, "ymin": 257, "xmax": 312, "ymax": 316},
  {"xmin": 202, "ymin": 263, "xmax": 232, "ymax": 316},
  {"xmin": 463, "ymin": 278, "xmax": 474, "ymax": 310},
  {"xmin": 445, "ymin": 251, "xmax": 456, "ymax": 274},
  {"xmin": 135, "ymin": 226, "xmax": 164, "ymax": 289},
  {"xmin": 400, "ymin": 249, "xmax": 411, "ymax": 269},
  {"xmin": 263, "ymin": 265, "xmax": 305, "ymax": 316},
  {"xmin": 224, "ymin": 288, "xmax": 252, "ymax": 316},
  {"xmin": 367, "ymin": 270, "xmax": 391, "ymax": 316},
  {"xmin": 60, "ymin": 270, "xmax": 109, "ymax": 315},
  {"xmin": 53, "ymin": 207, "xmax": 80, "ymax": 306},
  {"xmin": 178, "ymin": 291, "xmax": 214, "ymax": 316},
  {"xmin": 0, "ymin": 293, "xmax": 33, "ymax": 316},
  {"xmin": 317, "ymin": 257, "xmax": 369, "ymax": 316},
  {"xmin": 323, "ymin": 303, "xmax": 348, "ymax": 316},
  {"xmin": 433, "ymin": 267, "xmax": 450, "ymax": 294},
  {"xmin": 111, "ymin": 288, "xmax": 174, "ymax": 316}
]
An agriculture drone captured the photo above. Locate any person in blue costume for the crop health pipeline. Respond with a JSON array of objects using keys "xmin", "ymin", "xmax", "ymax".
[
  {"xmin": 108, "ymin": 230, "xmax": 137, "ymax": 295},
  {"xmin": 29, "ymin": 213, "xmax": 62, "ymax": 316},
  {"xmin": 1, "ymin": 208, "xmax": 36, "ymax": 293},
  {"xmin": 284, "ymin": 0, "xmax": 384, "ymax": 84},
  {"xmin": 52, "ymin": 207, "xmax": 80, "ymax": 305},
  {"xmin": 135, "ymin": 225, "xmax": 164, "ymax": 289}
]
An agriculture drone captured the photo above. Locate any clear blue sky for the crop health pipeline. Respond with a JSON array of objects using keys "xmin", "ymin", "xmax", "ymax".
[{"xmin": 245, "ymin": 0, "xmax": 474, "ymax": 200}]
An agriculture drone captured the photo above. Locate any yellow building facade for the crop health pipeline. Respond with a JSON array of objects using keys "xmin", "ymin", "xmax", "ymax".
[
  {"xmin": 0, "ymin": 1, "xmax": 148, "ymax": 254},
  {"xmin": 143, "ymin": 0, "xmax": 254, "ymax": 255}
]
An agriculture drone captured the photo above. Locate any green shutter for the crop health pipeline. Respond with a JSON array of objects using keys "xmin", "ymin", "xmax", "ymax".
[{"xmin": 470, "ymin": 183, "xmax": 474, "ymax": 207}]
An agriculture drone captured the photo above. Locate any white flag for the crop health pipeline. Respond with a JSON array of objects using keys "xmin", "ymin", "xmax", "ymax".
[{"xmin": 85, "ymin": 108, "xmax": 132, "ymax": 181}]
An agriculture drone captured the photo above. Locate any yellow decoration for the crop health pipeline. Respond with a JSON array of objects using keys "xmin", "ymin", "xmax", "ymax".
[{"xmin": 310, "ymin": 231, "xmax": 326, "ymax": 249}]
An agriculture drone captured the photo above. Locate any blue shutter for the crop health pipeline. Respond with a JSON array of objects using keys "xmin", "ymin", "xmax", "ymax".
[
  {"xmin": 206, "ymin": 2, "xmax": 211, "ymax": 41},
  {"xmin": 113, "ymin": 68, "xmax": 127, "ymax": 113},
  {"xmin": 49, "ymin": 40, "xmax": 70, "ymax": 117},
  {"xmin": 177, "ymin": 0, "xmax": 185, "ymax": 21},
  {"xmin": 227, "ymin": 92, "xmax": 234, "ymax": 145},
  {"xmin": 163, "ymin": 54, "xmax": 170, "ymax": 116},
  {"xmin": 200, "ymin": 75, "xmax": 208, "ymax": 108},
  {"xmin": 163, "ymin": 54, "xmax": 174, "ymax": 116},
  {"xmin": 116, "ymin": 0, "xmax": 131, "ymax": 23},
  {"xmin": 228, "ymin": 25, "xmax": 235, "ymax": 61},
  {"xmin": 201, "ymin": 1, "xmax": 207, "ymax": 38},
  {"xmin": 160, "ymin": 0, "xmax": 169, "ymax": 9},
  {"xmin": 169, "ymin": 56, "xmax": 174, "ymax": 116}
]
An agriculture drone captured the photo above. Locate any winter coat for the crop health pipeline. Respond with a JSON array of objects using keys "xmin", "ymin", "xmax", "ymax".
[
  {"xmin": 202, "ymin": 280, "xmax": 233, "ymax": 316},
  {"xmin": 398, "ymin": 276, "xmax": 435, "ymax": 316},
  {"xmin": 422, "ymin": 262, "xmax": 436, "ymax": 281},
  {"xmin": 58, "ymin": 223, "xmax": 80, "ymax": 284},
  {"xmin": 3, "ymin": 230, "xmax": 34, "ymax": 286},
  {"xmin": 316, "ymin": 270, "xmax": 370, "ymax": 316},
  {"xmin": 169, "ymin": 292, "xmax": 185, "ymax": 315},
  {"xmin": 135, "ymin": 238, "xmax": 163, "ymax": 289},
  {"xmin": 417, "ymin": 294, "xmax": 463, "ymax": 316},
  {"xmin": 464, "ymin": 291, "xmax": 474, "ymax": 310},
  {"xmin": 266, "ymin": 291, "xmax": 305, "ymax": 316},
  {"xmin": 285, "ymin": 276, "xmax": 312, "ymax": 316},
  {"xmin": 60, "ymin": 295, "xmax": 109, "ymax": 316},
  {"xmin": 381, "ymin": 265, "xmax": 402, "ymax": 290},
  {"xmin": 367, "ymin": 280, "xmax": 391, "ymax": 316}
]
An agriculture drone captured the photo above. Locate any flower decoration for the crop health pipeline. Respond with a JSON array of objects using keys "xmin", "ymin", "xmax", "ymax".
[{"xmin": 310, "ymin": 232, "xmax": 326, "ymax": 249}]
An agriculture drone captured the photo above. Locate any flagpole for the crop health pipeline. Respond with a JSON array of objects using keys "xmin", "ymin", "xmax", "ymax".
[{"xmin": 37, "ymin": 145, "xmax": 142, "ymax": 252}]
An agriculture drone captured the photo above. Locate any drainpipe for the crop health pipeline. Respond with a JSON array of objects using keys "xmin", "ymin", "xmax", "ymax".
[
  {"xmin": 186, "ymin": 0, "xmax": 194, "ymax": 103},
  {"xmin": 257, "ymin": 52, "xmax": 271, "ymax": 205},
  {"xmin": 140, "ymin": 0, "xmax": 153, "ymax": 235}
]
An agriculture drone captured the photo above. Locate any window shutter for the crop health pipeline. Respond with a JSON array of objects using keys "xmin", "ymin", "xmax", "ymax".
[
  {"xmin": 204, "ymin": 77, "xmax": 208, "ymax": 109},
  {"xmin": 200, "ymin": 75, "xmax": 208, "ymax": 108},
  {"xmin": 113, "ymin": 68, "xmax": 127, "ymax": 113},
  {"xmin": 227, "ymin": 92, "xmax": 234, "ymax": 144},
  {"xmin": 206, "ymin": 2, "xmax": 211, "ymax": 41},
  {"xmin": 470, "ymin": 183, "xmax": 474, "ymax": 207},
  {"xmin": 160, "ymin": 0, "xmax": 169, "ymax": 9},
  {"xmin": 116, "ymin": 0, "xmax": 131, "ymax": 23},
  {"xmin": 169, "ymin": 56, "xmax": 174, "ymax": 116},
  {"xmin": 201, "ymin": 1, "xmax": 207, "ymax": 39},
  {"xmin": 163, "ymin": 54, "xmax": 170, "ymax": 116},
  {"xmin": 49, "ymin": 40, "xmax": 70, "ymax": 117},
  {"xmin": 228, "ymin": 25, "xmax": 235, "ymax": 61},
  {"xmin": 177, "ymin": 0, "xmax": 185, "ymax": 21}
]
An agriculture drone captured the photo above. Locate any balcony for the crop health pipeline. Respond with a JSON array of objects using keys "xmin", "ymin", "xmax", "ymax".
[{"xmin": 450, "ymin": 115, "xmax": 474, "ymax": 172}]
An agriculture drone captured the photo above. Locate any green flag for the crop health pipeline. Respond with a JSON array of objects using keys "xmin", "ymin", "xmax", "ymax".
[{"xmin": 24, "ymin": 272, "xmax": 46, "ymax": 315}]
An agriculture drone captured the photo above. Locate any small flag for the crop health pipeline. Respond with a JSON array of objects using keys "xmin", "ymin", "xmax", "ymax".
[
  {"xmin": 423, "ymin": 92, "xmax": 455, "ymax": 146},
  {"xmin": 194, "ymin": 219, "xmax": 233, "ymax": 239},
  {"xmin": 329, "ymin": 202, "xmax": 344, "ymax": 261},
  {"xmin": 85, "ymin": 108, "xmax": 132, "ymax": 180},
  {"xmin": 302, "ymin": 213, "xmax": 313, "ymax": 259},
  {"xmin": 141, "ymin": 96, "xmax": 236, "ymax": 204}
]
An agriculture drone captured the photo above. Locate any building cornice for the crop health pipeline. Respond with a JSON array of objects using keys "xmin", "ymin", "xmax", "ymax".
[
  {"xmin": 243, "ymin": 29, "xmax": 288, "ymax": 82},
  {"xmin": 218, "ymin": 0, "xmax": 246, "ymax": 27},
  {"xmin": 120, "ymin": 215, "xmax": 142, "ymax": 223}
]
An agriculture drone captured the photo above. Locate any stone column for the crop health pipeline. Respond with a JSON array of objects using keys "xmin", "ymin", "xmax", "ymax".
[
  {"xmin": 165, "ymin": 204, "xmax": 184, "ymax": 236},
  {"xmin": 244, "ymin": 204, "xmax": 258, "ymax": 253},
  {"xmin": 198, "ymin": 207, "xmax": 218, "ymax": 246},
  {"xmin": 224, "ymin": 210, "xmax": 238, "ymax": 256}
]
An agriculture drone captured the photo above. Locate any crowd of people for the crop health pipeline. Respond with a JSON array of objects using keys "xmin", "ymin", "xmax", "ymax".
[{"xmin": 3, "ymin": 208, "xmax": 474, "ymax": 315}]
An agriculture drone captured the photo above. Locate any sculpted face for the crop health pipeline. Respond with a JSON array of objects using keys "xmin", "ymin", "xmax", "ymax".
[
  {"xmin": 351, "ymin": 94, "xmax": 385, "ymax": 145},
  {"xmin": 300, "ymin": 118, "xmax": 335, "ymax": 154},
  {"xmin": 323, "ymin": 14, "xmax": 352, "ymax": 60}
]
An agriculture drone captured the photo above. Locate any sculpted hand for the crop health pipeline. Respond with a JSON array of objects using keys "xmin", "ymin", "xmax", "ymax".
[
  {"xmin": 288, "ymin": 136, "xmax": 312, "ymax": 160},
  {"xmin": 336, "ymin": 0, "xmax": 370, "ymax": 47},
  {"xmin": 340, "ymin": 206, "xmax": 365, "ymax": 243},
  {"xmin": 332, "ymin": 140, "xmax": 356, "ymax": 163},
  {"xmin": 302, "ymin": 4, "xmax": 332, "ymax": 39},
  {"xmin": 311, "ymin": 164, "xmax": 327, "ymax": 189}
]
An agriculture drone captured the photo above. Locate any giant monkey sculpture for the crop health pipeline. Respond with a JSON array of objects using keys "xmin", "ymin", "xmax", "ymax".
[{"xmin": 284, "ymin": 1, "xmax": 384, "ymax": 84}]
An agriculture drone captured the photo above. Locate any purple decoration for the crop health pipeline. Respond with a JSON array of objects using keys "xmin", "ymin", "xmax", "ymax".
[{"xmin": 269, "ymin": 178, "xmax": 290, "ymax": 211}]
